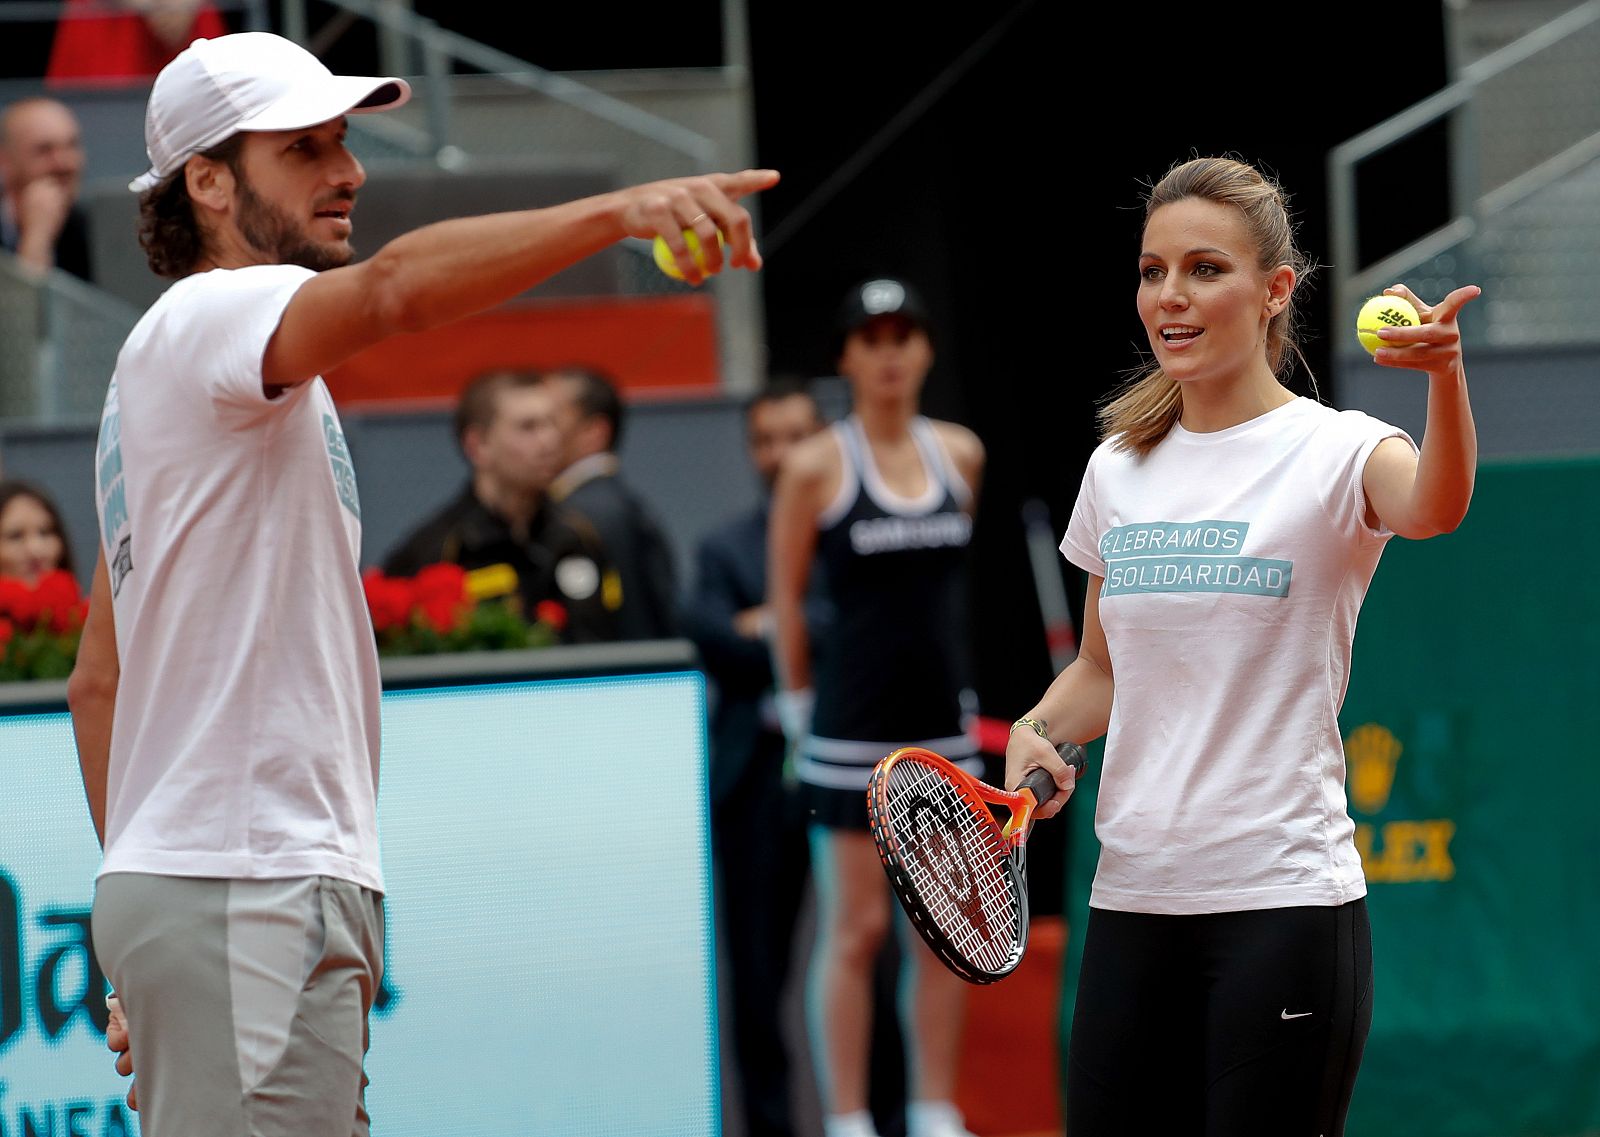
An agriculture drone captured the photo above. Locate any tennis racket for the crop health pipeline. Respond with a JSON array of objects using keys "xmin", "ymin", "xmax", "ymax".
[{"xmin": 867, "ymin": 742, "xmax": 1086, "ymax": 984}]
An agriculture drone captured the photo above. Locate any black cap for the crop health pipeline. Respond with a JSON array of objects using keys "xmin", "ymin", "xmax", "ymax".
[{"xmin": 836, "ymin": 277, "xmax": 932, "ymax": 340}]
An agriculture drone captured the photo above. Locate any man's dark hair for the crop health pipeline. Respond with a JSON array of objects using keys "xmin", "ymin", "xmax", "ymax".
[
  {"xmin": 550, "ymin": 366, "xmax": 625, "ymax": 451},
  {"xmin": 454, "ymin": 369, "xmax": 544, "ymax": 456},
  {"xmin": 745, "ymin": 374, "xmax": 818, "ymax": 421},
  {"xmin": 135, "ymin": 134, "xmax": 245, "ymax": 279}
]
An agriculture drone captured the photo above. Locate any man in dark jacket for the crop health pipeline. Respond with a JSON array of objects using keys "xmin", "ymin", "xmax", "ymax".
[
  {"xmin": 683, "ymin": 378, "xmax": 824, "ymax": 1137},
  {"xmin": 545, "ymin": 366, "xmax": 681, "ymax": 640},
  {"xmin": 384, "ymin": 370, "xmax": 620, "ymax": 642}
]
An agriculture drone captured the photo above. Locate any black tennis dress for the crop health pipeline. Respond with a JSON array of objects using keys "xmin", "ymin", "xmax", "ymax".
[{"xmin": 799, "ymin": 414, "xmax": 979, "ymax": 828}]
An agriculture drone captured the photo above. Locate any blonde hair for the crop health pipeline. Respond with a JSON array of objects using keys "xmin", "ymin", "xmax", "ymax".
[{"xmin": 1100, "ymin": 156, "xmax": 1312, "ymax": 456}]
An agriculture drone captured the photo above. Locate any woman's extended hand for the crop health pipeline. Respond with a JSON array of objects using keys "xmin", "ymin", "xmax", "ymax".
[{"xmin": 1369, "ymin": 283, "xmax": 1481, "ymax": 380}]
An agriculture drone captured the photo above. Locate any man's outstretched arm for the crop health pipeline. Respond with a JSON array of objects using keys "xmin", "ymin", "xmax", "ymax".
[{"xmin": 263, "ymin": 169, "xmax": 780, "ymax": 389}]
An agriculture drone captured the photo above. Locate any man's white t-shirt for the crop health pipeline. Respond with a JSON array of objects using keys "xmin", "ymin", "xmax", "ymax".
[
  {"xmin": 1061, "ymin": 397, "xmax": 1413, "ymax": 915},
  {"xmin": 93, "ymin": 264, "xmax": 383, "ymax": 892}
]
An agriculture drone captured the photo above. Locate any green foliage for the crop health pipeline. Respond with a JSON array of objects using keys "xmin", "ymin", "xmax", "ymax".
[{"xmin": 0, "ymin": 624, "xmax": 82, "ymax": 682}]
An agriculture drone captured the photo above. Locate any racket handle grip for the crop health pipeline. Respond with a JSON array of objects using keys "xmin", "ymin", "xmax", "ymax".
[
  {"xmin": 1057, "ymin": 741, "xmax": 1087, "ymax": 776},
  {"xmin": 1020, "ymin": 744, "xmax": 1086, "ymax": 808},
  {"xmin": 1020, "ymin": 766, "xmax": 1058, "ymax": 807}
]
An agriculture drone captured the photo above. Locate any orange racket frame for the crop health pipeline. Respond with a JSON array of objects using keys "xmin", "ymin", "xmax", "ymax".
[{"xmin": 866, "ymin": 744, "xmax": 1082, "ymax": 983}]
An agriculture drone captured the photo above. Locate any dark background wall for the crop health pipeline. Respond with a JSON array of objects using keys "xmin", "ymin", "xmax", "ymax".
[{"xmin": 746, "ymin": 2, "xmax": 1450, "ymax": 715}]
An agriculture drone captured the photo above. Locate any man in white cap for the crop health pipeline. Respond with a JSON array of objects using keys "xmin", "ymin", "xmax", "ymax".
[{"xmin": 66, "ymin": 31, "xmax": 776, "ymax": 1136}]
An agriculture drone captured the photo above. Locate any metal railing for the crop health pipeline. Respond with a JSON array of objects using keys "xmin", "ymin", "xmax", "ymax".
[
  {"xmin": 0, "ymin": 0, "xmax": 723, "ymax": 170},
  {"xmin": 1327, "ymin": 0, "xmax": 1600, "ymax": 339},
  {"xmin": 0, "ymin": 253, "xmax": 139, "ymax": 422},
  {"xmin": 280, "ymin": 0, "xmax": 719, "ymax": 167}
]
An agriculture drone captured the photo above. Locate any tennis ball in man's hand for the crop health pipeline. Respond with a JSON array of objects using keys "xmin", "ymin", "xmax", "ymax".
[
  {"xmin": 653, "ymin": 229, "xmax": 725, "ymax": 282},
  {"xmin": 1356, "ymin": 294, "xmax": 1421, "ymax": 354}
]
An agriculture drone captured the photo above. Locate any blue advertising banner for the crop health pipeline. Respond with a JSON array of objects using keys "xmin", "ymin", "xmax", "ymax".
[{"xmin": 0, "ymin": 671, "xmax": 717, "ymax": 1137}]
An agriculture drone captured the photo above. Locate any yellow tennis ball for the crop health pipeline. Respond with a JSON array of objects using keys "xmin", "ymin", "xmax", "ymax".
[
  {"xmin": 1356, "ymin": 294, "xmax": 1421, "ymax": 354},
  {"xmin": 652, "ymin": 229, "xmax": 725, "ymax": 281}
]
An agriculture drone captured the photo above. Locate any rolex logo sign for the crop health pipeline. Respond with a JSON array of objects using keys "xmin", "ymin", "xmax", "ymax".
[
  {"xmin": 1344, "ymin": 721, "xmax": 1456, "ymax": 884},
  {"xmin": 1346, "ymin": 722, "xmax": 1403, "ymax": 814}
]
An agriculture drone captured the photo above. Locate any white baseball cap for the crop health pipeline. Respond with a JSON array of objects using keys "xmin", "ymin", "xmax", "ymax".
[{"xmin": 129, "ymin": 32, "xmax": 411, "ymax": 193}]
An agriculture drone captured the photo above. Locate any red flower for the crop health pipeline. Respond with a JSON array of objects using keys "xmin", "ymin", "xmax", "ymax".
[
  {"xmin": 0, "ymin": 578, "xmax": 28, "ymax": 622},
  {"xmin": 0, "ymin": 577, "xmax": 42, "ymax": 628},
  {"xmin": 534, "ymin": 600, "xmax": 567, "ymax": 633},
  {"xmin": 34, "ymin": 570, "xmax": 83, "ymax": 634},
  {"xmin": 362, "ymin": 569, "xmax": 414, "ymax": 633},
  {"xmin": 412, "ymin": 564, "xmax": 468, "ymax": 633},
  {"xmin": 362, "ymin": 562, "xmax": 566, "ymax": 653},
  {"xmin": 412, "ymin": 563, "xmax": 468, "ymax": 604},
  {"xmin": 0, "ymin": 617, "xmax": 12, "ymax": 647},
  {"xmin": 417, "ymin": 595, "xmax": 461, "ymax": 633}
]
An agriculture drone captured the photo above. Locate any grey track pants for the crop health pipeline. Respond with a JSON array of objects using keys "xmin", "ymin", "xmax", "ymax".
[{"xmin": 93, "ymin": 873, "xmax": 385, "ymax": 1137}]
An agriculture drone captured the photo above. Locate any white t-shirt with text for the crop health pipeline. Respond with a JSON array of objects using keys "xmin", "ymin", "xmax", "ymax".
[
  {"xmin": 94, "ymin": 264, "xmax": 383, "ymax": 891},
  {"xmin": 1061, "ymin": 397, "xmax": 1413, "ymax": 914}
]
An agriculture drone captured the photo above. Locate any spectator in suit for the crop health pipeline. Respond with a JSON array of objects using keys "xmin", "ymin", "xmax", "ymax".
[
  {"xmin": 0, "ymin": 96, "xmax": 92, "ymax": 280},
  {"xmin": 383, "ymin": 369, "xmax": 620, "ymax": 642},
  {"xmin": 684, "ymin": 378, "xmax": 824, "ymax": 1137},
  {"xmin": 545, "ymin": 366, "xmax": 681, "ymax": 639}
]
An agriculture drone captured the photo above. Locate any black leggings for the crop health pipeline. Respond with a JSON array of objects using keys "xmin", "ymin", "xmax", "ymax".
[{"xmin": 1067, "ymin": 900, "xmax": 1372, "ymax": 1137}]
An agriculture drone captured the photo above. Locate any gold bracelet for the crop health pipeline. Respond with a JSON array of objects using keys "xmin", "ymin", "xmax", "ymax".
[{"xmin": 1011, "ymin": 716, "xmax": 1050, "ymax": 742}]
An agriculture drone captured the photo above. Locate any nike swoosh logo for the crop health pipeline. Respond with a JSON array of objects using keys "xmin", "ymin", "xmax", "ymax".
[{"xmin": 1281, "ymin": 1009, "xmax": 1314, "ymax": 1020}]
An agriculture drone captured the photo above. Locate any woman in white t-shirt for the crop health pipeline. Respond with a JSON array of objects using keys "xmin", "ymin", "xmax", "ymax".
[{"xmin": 1005, "ymin": 156, "xmax": 1479, "ymax": 1136}]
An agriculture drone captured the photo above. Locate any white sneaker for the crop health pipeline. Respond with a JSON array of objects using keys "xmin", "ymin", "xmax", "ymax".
[
  {"xmin": 822, "ymin": 1110, "xmax": 881, "ymax": 1137},
  {"xmin": 907, "ymin": 1099, "xmax": 977, "ymax": 1137}
]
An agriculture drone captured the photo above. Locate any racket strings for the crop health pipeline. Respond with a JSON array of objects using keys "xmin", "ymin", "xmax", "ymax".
[{"xmin": 883, "ymin": 761, "xmax": 1022, "ymax": 974}]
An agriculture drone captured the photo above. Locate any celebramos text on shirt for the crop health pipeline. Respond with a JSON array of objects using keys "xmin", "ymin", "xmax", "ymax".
[{"xmin": 1099, "ymin": 520, "xmax": 1246, "ymax": 559}]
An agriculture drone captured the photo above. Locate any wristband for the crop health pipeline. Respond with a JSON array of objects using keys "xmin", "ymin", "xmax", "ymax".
[
  {"xmin": 776, "ymin": 687, "xmax": 815, "ymax": 743},
  {"xmin": 1011, "ymin": 716, "xmax": 1050, "ymax": 743}
]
